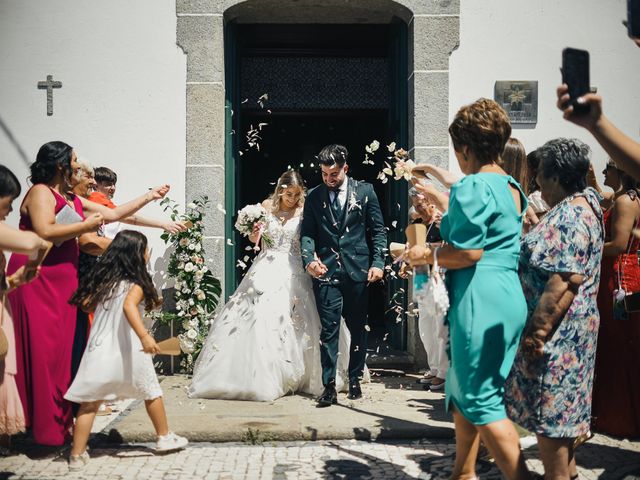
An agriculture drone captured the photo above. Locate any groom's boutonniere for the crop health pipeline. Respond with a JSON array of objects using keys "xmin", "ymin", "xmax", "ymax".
[{"xmin": 348, "ymin": 191, "xmax": 362, "ymax": 213}]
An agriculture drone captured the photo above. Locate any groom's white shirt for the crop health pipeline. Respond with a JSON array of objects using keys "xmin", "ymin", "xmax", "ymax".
[{"xmin": 329, "ymin": 176, "xmax": 349, "ymax": 210}]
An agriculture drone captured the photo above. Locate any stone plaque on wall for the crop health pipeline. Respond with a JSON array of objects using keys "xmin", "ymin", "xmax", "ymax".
[{"xmin": 494, "ymin": 81, "xmax": 538, "ymax": 125}]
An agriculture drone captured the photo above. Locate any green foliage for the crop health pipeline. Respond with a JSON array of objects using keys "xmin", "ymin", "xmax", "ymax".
[{"xmin": 152, "ymin": 195, "xmax": 221, "ymax": 372}]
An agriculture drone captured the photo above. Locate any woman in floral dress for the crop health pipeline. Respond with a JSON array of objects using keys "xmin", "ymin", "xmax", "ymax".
[{"xmin": 505, "ymin": 138, "xmax": 604, "ymax": 479}]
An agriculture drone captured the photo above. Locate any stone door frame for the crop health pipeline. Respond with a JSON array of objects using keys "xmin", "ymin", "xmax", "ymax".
[{"xmin": 175, "ymin": 0, "xmax": 460, "ymax": 367}]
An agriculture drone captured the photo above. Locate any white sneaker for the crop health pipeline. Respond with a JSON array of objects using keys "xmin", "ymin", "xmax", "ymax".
[
  {"xmin": 155, "ymin": 432, "xmax": 188, "ymax": 452},
  {"xmin": 69, "ymin": 450, "xmax": 90, "ymax": 471}
]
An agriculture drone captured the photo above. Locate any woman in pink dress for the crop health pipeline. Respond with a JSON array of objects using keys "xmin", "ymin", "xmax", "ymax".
[
  {"xmin": 7, "ymin": 141, "xmax": 170, "ymax": 445},
  {"xmin": 0, "ymin": 165, "xmax": 50, "ymax": 454}
]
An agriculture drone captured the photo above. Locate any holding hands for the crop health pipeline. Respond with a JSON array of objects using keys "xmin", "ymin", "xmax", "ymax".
[{"xmin": 306, "ymin": 259, "xmax": 328, "ymax": 278}]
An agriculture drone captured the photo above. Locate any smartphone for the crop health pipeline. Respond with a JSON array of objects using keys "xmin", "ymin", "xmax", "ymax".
[
  {"xmin": 562, "ymin": 47, "xmax": 590, "ymax": 115},
  {"xmin": 629, "ymin": 0, "xmax": 640, "ymax": 38}
]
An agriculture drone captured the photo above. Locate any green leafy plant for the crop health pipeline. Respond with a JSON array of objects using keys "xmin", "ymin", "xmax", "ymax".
[{"xmin": 150, "ymin": 195, "xmax": 221, "ymax": 372}]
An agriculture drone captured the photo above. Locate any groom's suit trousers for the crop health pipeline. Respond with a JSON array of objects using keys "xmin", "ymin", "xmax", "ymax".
[{"xmin": 313, "ymin": 273, "xmax": 368, "ymax": 386}]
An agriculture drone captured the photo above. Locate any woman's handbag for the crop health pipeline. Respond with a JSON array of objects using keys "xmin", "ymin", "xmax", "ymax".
[
  {"xmin": 615, "ymin": 192, "xmax": 640, "ymax": 314},
  {"xmin": 417, "ymin": 247, "xmax": 450, "ymax": 343}
]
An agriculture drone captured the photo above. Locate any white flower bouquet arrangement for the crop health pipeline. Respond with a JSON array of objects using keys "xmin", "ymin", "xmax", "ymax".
[
  {"xmin": 234, "ymin": 203, "xmax": 274, "ymax": 248},
  {"xmin": 149, "ymin": 195, "xmax": 222, "ymax": 373}
]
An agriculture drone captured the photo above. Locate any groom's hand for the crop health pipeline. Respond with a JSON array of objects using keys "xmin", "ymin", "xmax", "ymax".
[{"xmin": 367, "ymin": 267, "xmax": 384, "ymax": 283}]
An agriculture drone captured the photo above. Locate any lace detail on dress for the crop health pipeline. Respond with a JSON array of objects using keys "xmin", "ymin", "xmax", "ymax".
[{"xmin": 262, "ymin": 214, "xmax": 302, "ymax": 256}]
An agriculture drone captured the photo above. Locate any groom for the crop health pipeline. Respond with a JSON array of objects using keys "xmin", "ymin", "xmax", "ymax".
[{"xmin": 301, "ymin": 144, "xmax": 387, "ymax": 407}]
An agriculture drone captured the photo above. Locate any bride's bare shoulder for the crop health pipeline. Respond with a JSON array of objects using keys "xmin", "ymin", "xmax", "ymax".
[{"xmin": 261, "ymin": 198, "xmax": 274, "ymax": 210}]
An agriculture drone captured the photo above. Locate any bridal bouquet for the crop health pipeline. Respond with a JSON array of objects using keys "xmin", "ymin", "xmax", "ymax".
[{"xmin": 235, "ymin": 204, "xmax": 274, "ymax": 248}]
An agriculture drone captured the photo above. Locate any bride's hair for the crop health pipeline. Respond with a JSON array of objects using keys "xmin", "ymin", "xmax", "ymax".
[{"xmin": 268, "ymin": 169, "xmax": 305, "ymax": 212}]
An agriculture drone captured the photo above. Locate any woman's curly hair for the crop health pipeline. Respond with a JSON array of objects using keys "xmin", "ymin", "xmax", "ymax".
[
  {"xmin": 449, "ymin": 98, "xmax": 512, "ymax": 165},
  {"xmin": 537, "ymin": 138, "xmax": 590, "ymax": 194},
  {"xmin": 70, "ymin": 230, "xmax": 160, "ymax": 312}
]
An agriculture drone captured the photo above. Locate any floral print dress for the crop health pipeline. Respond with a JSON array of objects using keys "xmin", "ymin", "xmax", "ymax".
[{"xmin": 505, "ymin": 188, "xmax": 604, "ymax": 438}]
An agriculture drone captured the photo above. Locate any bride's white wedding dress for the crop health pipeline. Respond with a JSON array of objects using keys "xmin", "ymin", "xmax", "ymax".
[{"xmin": 189, "ymin": 212, "xmax": 362, "ymax": 401}]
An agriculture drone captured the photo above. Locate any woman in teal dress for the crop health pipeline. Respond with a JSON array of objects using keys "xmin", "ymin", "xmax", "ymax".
[{"xmin": 409, "ymin": 98, "xmax": 531, "ymax": 480}]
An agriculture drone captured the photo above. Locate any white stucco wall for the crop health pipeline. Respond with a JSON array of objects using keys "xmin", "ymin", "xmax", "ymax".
[
  {"xmin": 449, "ymin": 0, "xmax": 640, "ymax": 181},
  {"xmin": 0, "ymin": 0, "xmax": 186, "ymax": 282}
]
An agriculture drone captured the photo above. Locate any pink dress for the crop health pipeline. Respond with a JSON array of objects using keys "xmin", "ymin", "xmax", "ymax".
[
  {"xmin": 6, "ymin": 188, "xmax": 84, "ymax": 445},
  {"xmin": 0, "ymin": 251, "xmax": 26, "ymax": 436}
]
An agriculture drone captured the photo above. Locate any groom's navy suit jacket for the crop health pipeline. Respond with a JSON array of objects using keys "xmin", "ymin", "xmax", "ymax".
[{"xmin": 300, "ymin": 178, "xmax": 387, "ymax": 283}]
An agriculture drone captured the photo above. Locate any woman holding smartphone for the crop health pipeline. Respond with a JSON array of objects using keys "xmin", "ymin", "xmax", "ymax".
[{"xmin": 7, "ymin": 141, "xmax": 170, "ymax": 446}]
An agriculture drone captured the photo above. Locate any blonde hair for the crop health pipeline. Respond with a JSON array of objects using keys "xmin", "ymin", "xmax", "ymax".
[
  {"xmin": 501, "ymin": 138, "xmax": 528, "ymax": 194},
  {"xmin": 268, "ymin": 170, "xmax": 305, "ymax": 212}
]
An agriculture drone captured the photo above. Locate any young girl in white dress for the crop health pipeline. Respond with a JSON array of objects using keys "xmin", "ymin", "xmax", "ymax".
[
  {"xmin": 189, "ymin": 170, "xmax": 368, "ymax": 402},
  {"xmin": 65, "ymin": 230, "xmax": 187, "ymax": 471}
]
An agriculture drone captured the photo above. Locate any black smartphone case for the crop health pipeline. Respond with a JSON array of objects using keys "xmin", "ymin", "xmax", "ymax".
[{"xmin": 562, "ymin": 48, "xmax": 590, "ymax": 115}]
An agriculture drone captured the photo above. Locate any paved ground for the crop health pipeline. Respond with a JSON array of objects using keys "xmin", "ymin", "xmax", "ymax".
[
  {"xmin": 107, "ymin": 374, "xmax": 453, "ymax": 443},
  {"xmin": 1, "ymin": 435, "xmax": 640, "ymax": 479},
  {"xmin": 1, "ymin": 374, "xmax": 639, "ymax": 479}
]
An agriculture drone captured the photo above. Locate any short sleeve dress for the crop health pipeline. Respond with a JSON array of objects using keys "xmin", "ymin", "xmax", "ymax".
[
  {"xmin": 440, "ymin": 173, "xmax": 528, "ymax": 425},
  {"xmin": 505, "ymin": 188, "xmax": 604, "ymax": 438}
]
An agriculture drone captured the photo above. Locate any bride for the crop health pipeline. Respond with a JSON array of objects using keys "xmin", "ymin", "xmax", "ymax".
[{"xmin": 189, "ymin": 170, "xmax": 364, "ymax": 401}]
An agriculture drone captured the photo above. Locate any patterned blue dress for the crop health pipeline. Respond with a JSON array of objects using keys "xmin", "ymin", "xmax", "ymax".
[{"xmin": 505, "ymin": 188, "xmax": 604, "ymax": 438}]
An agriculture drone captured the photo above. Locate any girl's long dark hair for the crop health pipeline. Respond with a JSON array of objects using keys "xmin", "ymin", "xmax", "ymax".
[{"xmin": 70, "ymin": 230, "xmax": 160, "ymax": 311}]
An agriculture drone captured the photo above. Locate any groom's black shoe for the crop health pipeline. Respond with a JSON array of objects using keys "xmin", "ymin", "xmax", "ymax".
[
  {"xmin": 316, "ymin": 384, "xmax": 337, "ymax": 408},
  {"xmin": 347, "ymin": 380, "xmax": 362, "ymax": 400}
]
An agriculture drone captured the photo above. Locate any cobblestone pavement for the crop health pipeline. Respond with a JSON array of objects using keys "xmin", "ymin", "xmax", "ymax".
[{"xmin": 1, "ymin": 434, "xmax": 639, "ymax": 480}]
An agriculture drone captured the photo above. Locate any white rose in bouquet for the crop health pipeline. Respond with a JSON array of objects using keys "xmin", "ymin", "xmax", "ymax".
[{"xmin": 186, "ymin": 328, "xmax": 198, "ymax": 340}]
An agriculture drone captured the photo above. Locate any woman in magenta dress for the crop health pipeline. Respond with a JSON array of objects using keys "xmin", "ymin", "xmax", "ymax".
[{"xmin": 7, "ymin": 141, "xmax": 170, "ymax": 445}]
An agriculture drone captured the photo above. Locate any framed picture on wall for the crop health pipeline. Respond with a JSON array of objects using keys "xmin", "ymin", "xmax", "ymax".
[{"xmin": 494, "ymin": 81, "xmax": 538, "ymax": 125}]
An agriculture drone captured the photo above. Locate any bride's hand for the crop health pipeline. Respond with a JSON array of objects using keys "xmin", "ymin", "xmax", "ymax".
[{"xmin": 248, "ymin": 223, "xmax": 262, "ymax": 243}]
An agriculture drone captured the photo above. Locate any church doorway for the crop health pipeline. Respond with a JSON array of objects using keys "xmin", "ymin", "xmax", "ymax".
[{"xmin": 225, "ymin": 23, "xmax": 409, "ymax": 356}]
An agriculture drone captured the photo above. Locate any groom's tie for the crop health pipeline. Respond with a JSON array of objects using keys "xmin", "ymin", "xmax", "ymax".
[{"xmin": 330, "ymin": 191, "xmax": 342, "ymax": 226}]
